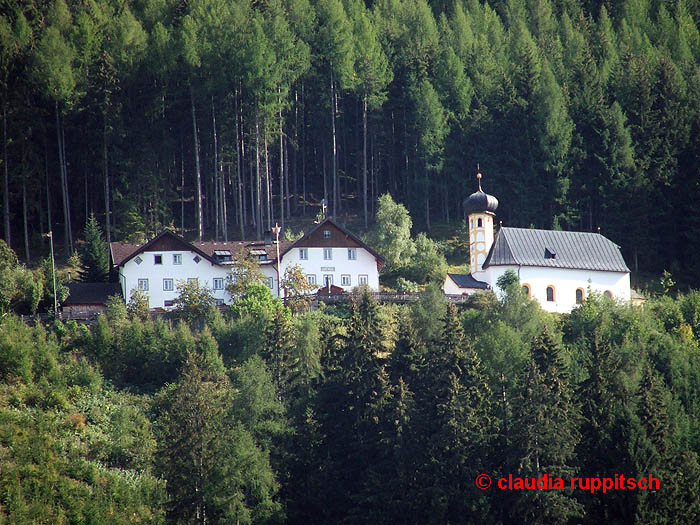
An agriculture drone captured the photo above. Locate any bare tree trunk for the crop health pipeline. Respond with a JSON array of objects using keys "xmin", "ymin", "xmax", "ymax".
[
  {"xmin": 56, "ymin": 102, "xmax": 71, "ymax": 254},
  {"xmin": 255, "ymin": 115, "xmax": 262, "ymax": 238},
  {"xmin": 279, "ymin": 96, "xmax": 284, "ymax": 232},
  {"xmin": 3, "ymin": 103, "xmax": 9, "ymax": 246},
  {"xmin": 22, "ymin": 172, "xmax": 29, "ymax": 261},
  {"xmin": 190, "ymin": 83, "xmax": 203, "ymax": 240},
  {"xmin": 285, "ymin": 134, "xmax": 290, "ymax": 219},
  {"xmin": 265, "ymin": 131, "xmax": 271, "ymax": 231},
  {"xmin": 45, "ymin": 135, "xmax": 52, "ymax": 240},
  {"xmin": 330, "ymin": 67, "xmax": 337, "ymax": 218},
  {"xmin": 425, "ymin": 170, "xmax": 431, "ymax": 231},
  {"xmin": 103, "ymin": 117, "xmax": 110, "ymax": 244},
  {"xmin": 363, "ymin": 96, "xmax": 368, "ymax": 229},
  {"xmin": 301, "ymin": 85, "xmax": 306, "ymax": 217},
  {"xmin": 212, "ymin": 96, "xmax": 219, "ymax": 240},
  {"xmin": 181, "ymin": 134, "xmax": 185, "ymax": 236}
]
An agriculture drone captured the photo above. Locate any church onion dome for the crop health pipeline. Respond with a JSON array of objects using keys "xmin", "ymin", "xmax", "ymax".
[{"xmin": 464, "ymin": 172, "xmax": 498, "ymax": 215}]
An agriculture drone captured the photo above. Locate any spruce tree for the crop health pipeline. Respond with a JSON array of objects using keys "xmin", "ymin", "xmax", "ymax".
[
  {"xmin": 509, "ymin": 328, "xmax": 582, "ymax": 524},
  {"xmin": 413, "ymin": 302, "xmax": 494, "ymax": 522},
  {"xmin": 79, "ymin": 213, "xmax": 109, "ymax": 282}
]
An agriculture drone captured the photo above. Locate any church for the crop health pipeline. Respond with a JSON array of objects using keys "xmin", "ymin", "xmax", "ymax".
[{"xmin": 443, "ymin": 174, "xmax": 631, "ymax": 313}]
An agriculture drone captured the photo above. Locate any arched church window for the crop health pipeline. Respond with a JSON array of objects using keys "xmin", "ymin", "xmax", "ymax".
[
  {"xmin": 522, "ymin": 284, "xmax": 531, "ymax": 298},
  {"xmin": 477, "ymin": 218, "xmax": 483, "ymax": 227},
  {"xmin": 546, "ymin": 286, "xmax": 555, "ymax": 302},
  {"xmin": 576, "ymin": 288, "xmax": 584, "ymax": 305},
  {"xmin": 604, "ymin": 290, "xmax": 613, "ymax": 299}
]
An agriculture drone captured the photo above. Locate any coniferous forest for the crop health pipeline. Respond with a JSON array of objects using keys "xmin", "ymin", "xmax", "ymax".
[
  {"xmin": 3, "ymin": 0, "xmax": 700, "ymax": 523},
  {"xmin": 3, "ymin": 270, "xmax": 700, "ymax": 523},
  {"xmin": 1, "ymin": 0, "xmax": 700, "ymax": 283}
]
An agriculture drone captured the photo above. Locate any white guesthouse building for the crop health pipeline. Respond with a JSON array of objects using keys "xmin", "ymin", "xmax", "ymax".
[
  {"xmin": 111, "ymin": 218, "xmax": 384, "ymax": 309},
  {"xmin": 443, "ymin": 174, "xmax": 631, "ymax": 313}
]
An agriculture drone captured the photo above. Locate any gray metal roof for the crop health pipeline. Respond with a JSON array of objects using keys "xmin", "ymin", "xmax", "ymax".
[
  {"xmin": 447, "ymin": 273, "xmax": 490, "ymax": 289},
  {"xmin": 482, "ymin": 227, "xmax": 630, "ymax": 272}
]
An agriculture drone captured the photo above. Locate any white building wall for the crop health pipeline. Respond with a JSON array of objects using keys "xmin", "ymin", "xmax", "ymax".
[
  {"xmin": 280, "ymin": 246, "xmax": 380, "ymax": 293},
  {"xmin": 119, "ymin": 245, "xmax": 381, "ymax": 307},
  {"xmin": 120, "ymin": 249, "xmax": 232, "ymax": 308},
  {"xmin": 481, "ymin": 265, "xmax": 631, "ymax": 313}
]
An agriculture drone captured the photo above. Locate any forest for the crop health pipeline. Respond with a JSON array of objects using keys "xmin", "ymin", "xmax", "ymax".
[
  {"xmin": 2, "ymin": 245, "xmax": 700, "ymax": 522},
  {"xmin": 1, "ymin": 0, "xmax": 700, "ymax": 286}
]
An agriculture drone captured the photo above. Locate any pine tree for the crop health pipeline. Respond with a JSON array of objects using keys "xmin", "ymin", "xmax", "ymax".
[
  {"xmin": 508, "ymin": 328, "xmax": 582, "ymax": 523},
  {"xmin": 412, "ymin": 302, "xmax": 494, "ymax": 522},
  {"xmin": 79, "ymin": 213, "xmax": 109, "ymax": 282}
]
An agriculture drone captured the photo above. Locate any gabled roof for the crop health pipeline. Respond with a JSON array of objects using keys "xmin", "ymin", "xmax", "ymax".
[
  {"xmin": 280, "ymin": 218, "xmax": 385, "ymax": 268},
  {"xmin": 63, "ymin": 282, "xmax": 122, "ymax": 305},
  {"xmin": 447, "ymin": 273, "xmax": 490, "ymax": 290},
  {"xmin": 482, "ymin": 227, "xmax": 629, "ymax": 272},
  {"xmin": 111, "ymin": 231, "xmax": 298, "ymax": 268},
  {"xmin": 111, "ymin": 230, "xmax": 216, "ymax": 267}
]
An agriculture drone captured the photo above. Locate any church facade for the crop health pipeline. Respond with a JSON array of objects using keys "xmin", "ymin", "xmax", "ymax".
[{"xmin": 443, "ymin": 174, "xmax": 631, "ymax": 313}]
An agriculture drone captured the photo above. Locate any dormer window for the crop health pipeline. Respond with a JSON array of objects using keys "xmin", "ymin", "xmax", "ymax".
[
  {"xmin": 214, "ymin": 250, "xmax": 232, "ymax": 262},
  {"xmin": 545, "ymin": 248, "xmax": 556, "ymax": 259},
  {"xmin": 323, "ymin": 230, "xmax": 331, "ymax": 239},
  {"xmin": 250, "ymin": 249, "xmax": 267, "ymax": 261}
]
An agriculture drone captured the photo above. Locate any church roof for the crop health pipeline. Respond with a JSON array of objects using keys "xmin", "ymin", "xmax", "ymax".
[
  {"xmin": 482, "ymin": 227, "xmax": 629, "ymax": 272},
  {"xmin": 447, "ymin": 273, "xmax": 490, "ymax": 290}
]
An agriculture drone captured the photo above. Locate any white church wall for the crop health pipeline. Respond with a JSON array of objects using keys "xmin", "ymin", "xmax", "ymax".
[{"xmin": 480, "ymin": 265, "xmax": 631, "ymax": 313}]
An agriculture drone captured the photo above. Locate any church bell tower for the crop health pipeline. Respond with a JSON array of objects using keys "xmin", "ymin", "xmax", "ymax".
[{"xmin": 464, "ymin": 172, "xmax": 498, "ymax": 274}]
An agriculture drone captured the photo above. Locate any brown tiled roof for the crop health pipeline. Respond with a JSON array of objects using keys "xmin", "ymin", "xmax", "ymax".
[
  {"xmin": 192, "ymin": 240, "xmax": 295, "ymax": 261},
  {"xmin": 110, "ymin": 230, "xmax": 296, "ymax": 268},
  {"xmin": 110, "ymin": 242, "xmax": 142, "ymax": 266}
]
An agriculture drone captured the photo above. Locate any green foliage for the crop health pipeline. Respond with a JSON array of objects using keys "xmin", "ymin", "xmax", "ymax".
[
  {"xmin": 370, "ymin": 193, "xmax": 416, "ymax": 270},
  {"xmin": 171, "ymin": 278, "xmax": 216, "ymax": 328},
  {"xmin": 404, "ymin": 232, "xmax": 448, "ymax": 284},
  {"xmin": 79, "ymin": 214, "xmax": 109, "ymax": 282},
  {"xmin": 126, "ymin": 288, "xmax": 149, "ymax": 320}
]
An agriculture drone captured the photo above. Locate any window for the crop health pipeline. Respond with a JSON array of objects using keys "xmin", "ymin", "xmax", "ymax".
[
  {"xmin": 347, "ymin": 248, "xmax": 357, "ymax": 260},
  {"xmin": 604, "ymin": 290, "xmax": 613, "ymax": 299},
  {"xmin": 135, "ymin": 256, "xmax": 143, "ymax": 265},
  {"xmin": 163, "ymin": 278, "xmax": 174, "ymax": 291},
  {"xmin": 214, "ymin": 250, "xmax": 232, "ymax": 262},
  {"xmin": 358, "ymin": 274, "xmax": 368, "ymax": 285},
  {"xmin": 154, "ymin": 254, "xmax": 163, "ymax": 265},
  {"xmin": 323, "ymin": 229, "xmax": 331, "ymax": 239},
  {"xmin": 341, "ymin": 275, "xmax": 351, "ymax": 286},
  {"xmin": 323, "ymin": 248, "xmax": 333, "ymax": 260},
  {"xmin": 477, "ymin": 218, "xmax": 483, "ymax": 227},
  {"xmin": 213, "ymin": 278, "xmax": 224, "ymax": 290},
  {"xmin": 251, "ymin": 249, "xmax": 267, "ymax": 261},
  {"xmin": 138, "ymin": 279, "xmax": 149, "ymax": 291},
  {"xmin": 164, "ymin": 300, "xmax": 174, "ymax": 307},
  {"xmin": 188, "ymin": 278, "xmax": 198, "ymax": 286},
  {"xmin": 173, "ymin": 253, "xmax": 182, "ymax": 265},
  {"xmin": 522, "ymin": 284, "xmax": 531, "ymax": 298},
  {"xmin": 576, "ymin": 288, "xmax": 584, "ymax": 305},
  {"xmin": 215, "ymin": 299, "xmax": 225, "ymax": 306},
  {"xmin": 546, "ymin": 285, "xmax": 555, "ymax": 302},
  {"xmin": 265, "ymin": 277, "xmax": 274, "ymax": 290},
  {"xmin": 307, "ymin": 274, "xmax": 317, "ymax": 285},
  {"xmin": 323, "ymin": 274, "xmax": 333, "ymax": 287},
  {"xmin": 299, "ymin": 248, "xmax": 308, "ymax": 260},
  {"xmin": 193, "ymin": 255, "xmax": 201, "ymax": 264}
]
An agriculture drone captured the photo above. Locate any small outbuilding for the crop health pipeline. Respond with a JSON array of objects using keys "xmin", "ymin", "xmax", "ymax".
[{"xmin": 61, "ymin": 282, "xmax": 122, "ymax": 318}]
